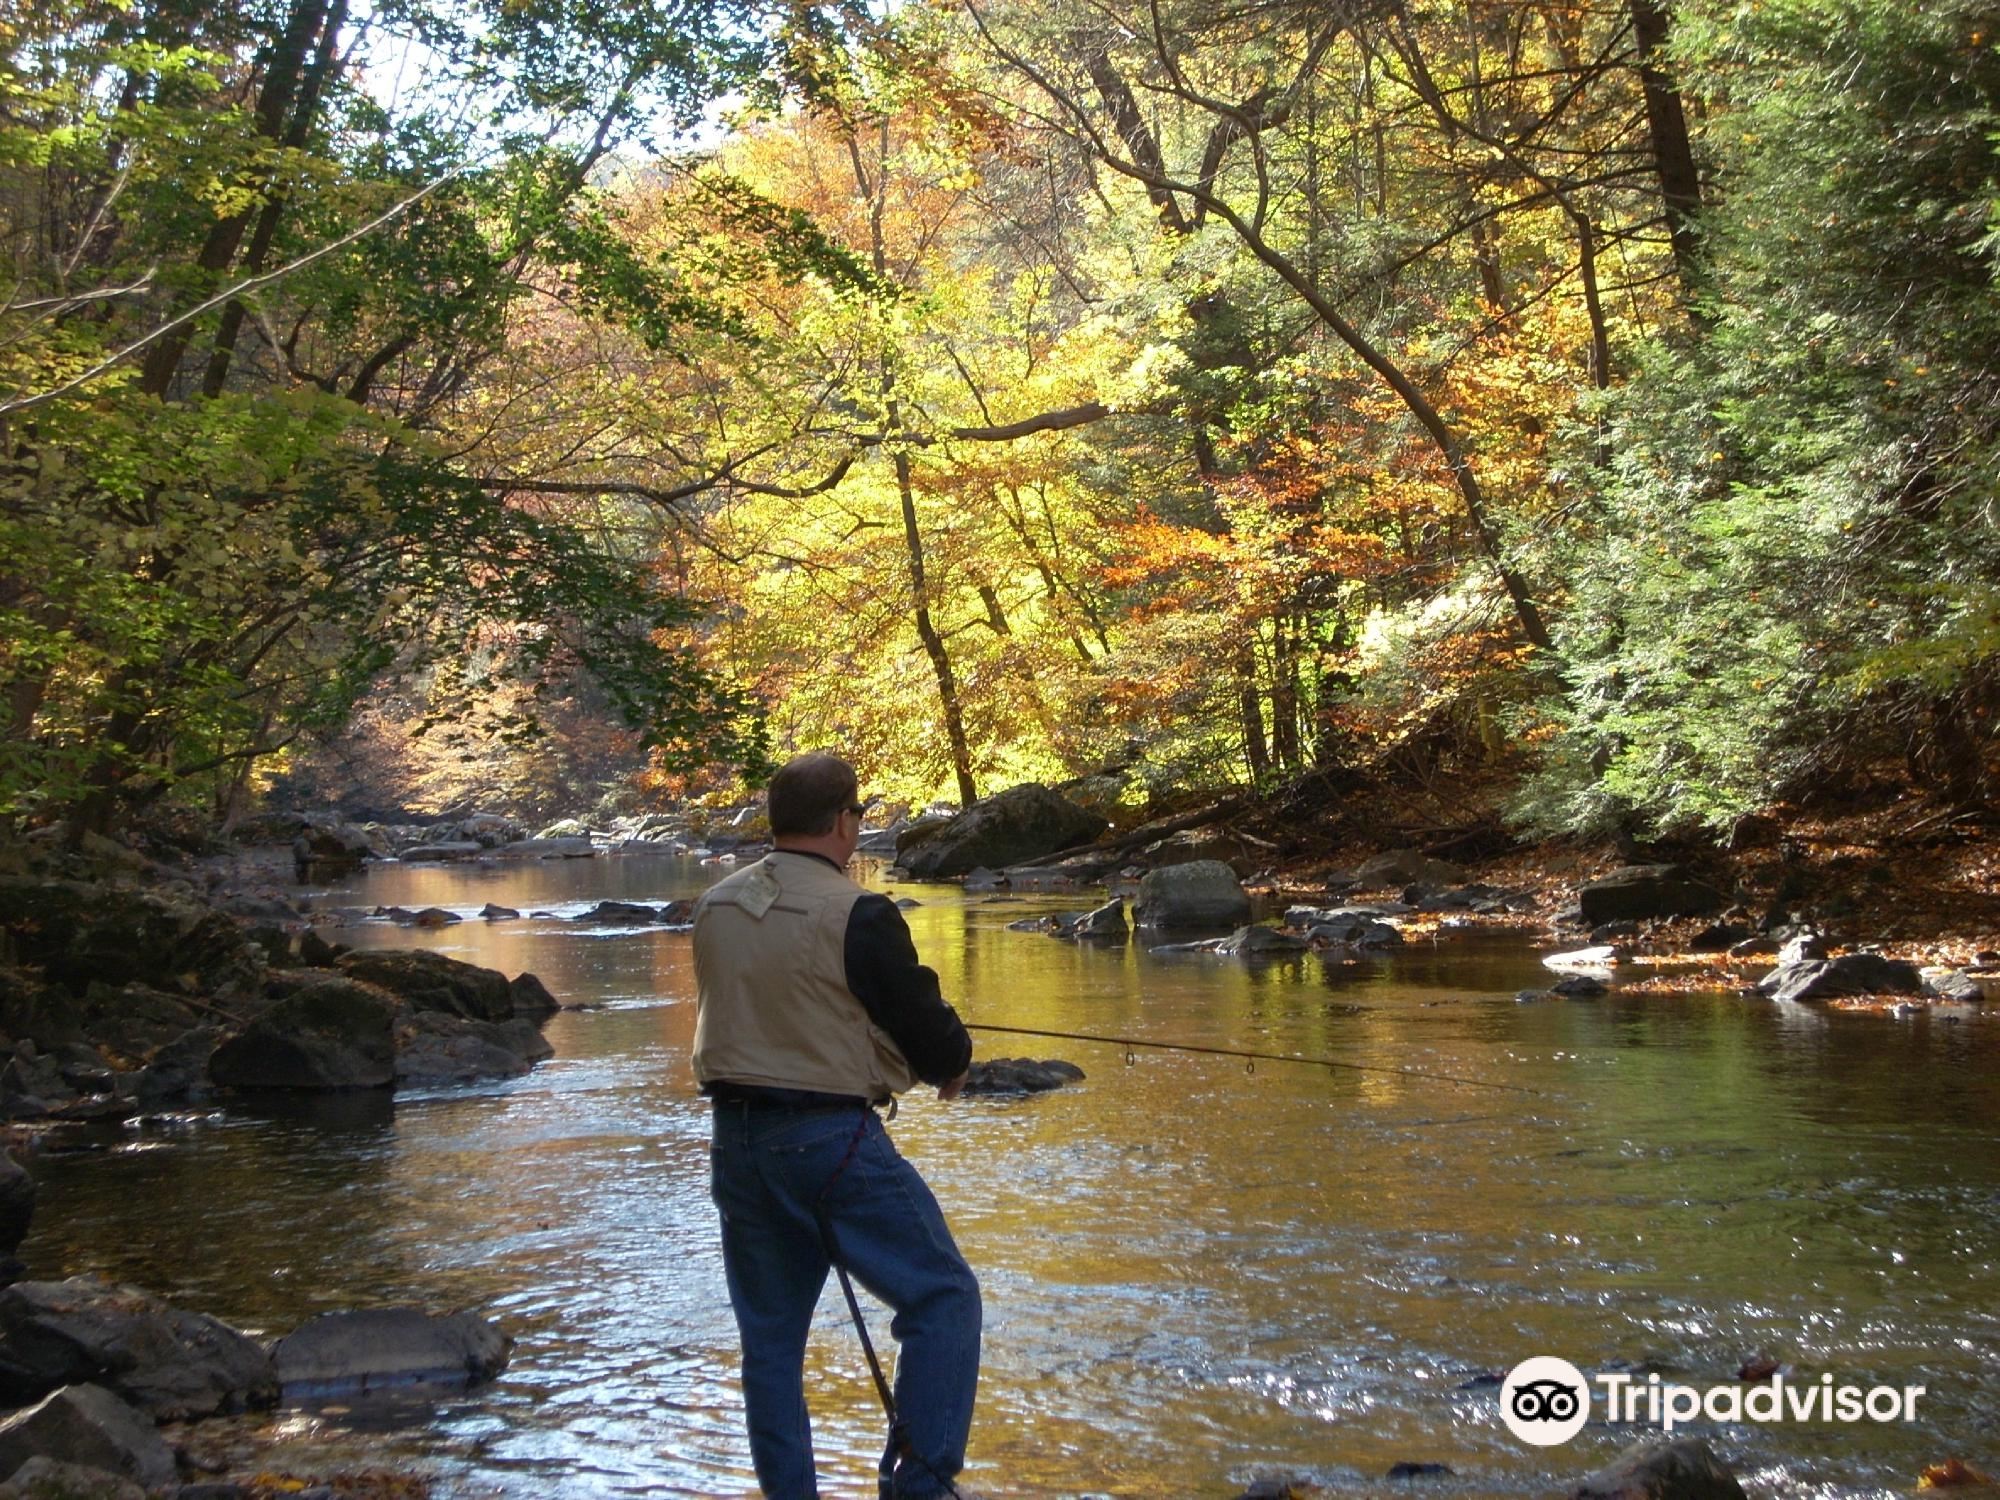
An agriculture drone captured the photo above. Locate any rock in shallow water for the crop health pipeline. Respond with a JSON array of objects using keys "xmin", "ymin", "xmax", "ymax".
[
  {"xmin": 0, "ymin": 1386, "xmax": 175, "ymax": 1491},
  {"xmin": 961, "ymin": 1058, "xmax": 1084, "ymax": 1096},
  {"xmin": 0, "ymin": 1277, "xmax": 277, "ymax": 1419},
  {"xmin": 272, "ymin": 1308, "xmax": 511, "ymax": 1397}
]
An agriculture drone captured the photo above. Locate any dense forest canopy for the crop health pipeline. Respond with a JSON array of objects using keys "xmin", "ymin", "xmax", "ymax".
[{"xmin": 3, "ymin": 0, "xmax": 1995, "ymax": 833}]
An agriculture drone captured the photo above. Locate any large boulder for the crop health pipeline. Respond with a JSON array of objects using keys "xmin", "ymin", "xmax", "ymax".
[
  {"xmin": 894, "ymin": 785, "xmax": 1108, "ymax": 880},
  {"xmin": 1569, "ymin": 1436, "xmax": 1747, "ymax": 1500},
  {"xmin": 0, "ymin": 1386, "xmax": 175, "ymax": 1491},
  {"xmin": 0, "ymin": 1277, "xmax": 277, "ymax": 1418},
  {"xmin": 335, "ymin": 950, "xmax": 516, "ymax": 1023},
  {"xmin": 1758, "ymin": 953, "xmax": 1924, "ymax": 1003},
  {"xmin": 271, "ymin": 1309, "xmax": 511, "ymax": 1397},
  {"xmin": 0, "ymin": 882, "xmax": 261, "ymax": 1001},
  {"xmin": 1134, "ymin": 861, "xmax": 1252, "ymax": 931},
  {"xmin": 1578, "ymin": 865, "xmax": 1725, "ymax": 924},
  {"xmin": 208, "ymin": 978, "xmax": 395, "ymax": 1090}
]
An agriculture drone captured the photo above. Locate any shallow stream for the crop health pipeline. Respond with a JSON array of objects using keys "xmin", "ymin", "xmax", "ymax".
[{"xmin": 19, "ymin": 855, "xmax": 2000, "ymax": 1497}]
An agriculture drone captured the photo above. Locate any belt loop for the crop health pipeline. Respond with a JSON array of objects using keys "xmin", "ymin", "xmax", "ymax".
[{"xmin": 883, "ymin": 1097, "xmax": 897, "ymax": 1122}]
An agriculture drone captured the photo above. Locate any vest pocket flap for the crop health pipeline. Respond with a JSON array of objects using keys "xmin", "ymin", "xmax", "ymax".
[{"xmin": 716, "ymin": 860, "xmax": 783, "ymax": 919}]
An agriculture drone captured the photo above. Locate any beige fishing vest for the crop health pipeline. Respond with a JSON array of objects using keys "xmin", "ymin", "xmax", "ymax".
[{"xmin": 691, "ymin": 851, "xmax": 919, "ymax": 1100}]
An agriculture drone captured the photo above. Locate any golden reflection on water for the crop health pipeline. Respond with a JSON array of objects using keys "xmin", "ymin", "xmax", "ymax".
[{"xmin": 18, "ymin": 854, "xmax": 2000, "ymax": 1497}]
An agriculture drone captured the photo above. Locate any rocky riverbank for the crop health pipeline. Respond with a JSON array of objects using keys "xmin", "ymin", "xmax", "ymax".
[{"xmin": 878, "ymin": 782, "xmax": 1999, "ymax": 1015}]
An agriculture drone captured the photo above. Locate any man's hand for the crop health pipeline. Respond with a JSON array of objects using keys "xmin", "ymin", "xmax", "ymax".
[{"xmin": 938, "ymin": 1070, "xmax": 968, "ymax": 1102}]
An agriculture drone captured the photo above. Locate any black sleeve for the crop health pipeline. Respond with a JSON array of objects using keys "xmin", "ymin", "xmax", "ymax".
[{"xmin": 844, "ymin": 894, "xmax": 973, "ymax": 1085}]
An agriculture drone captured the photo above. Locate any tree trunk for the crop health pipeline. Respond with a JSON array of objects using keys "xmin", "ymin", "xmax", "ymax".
[
  {"xmin": 1238, "ymin": 643, "xmax": 1270, "ymax": 780},
  {"xmin": 1629, "ymin": 0, "xmax": 1704, "ymax": 297},
  {"xmin": 895, "ymin": 449, "xmax": 977, "ymax": 808},
  {"xmin": 139, "ymin": 0, "xmax": 334, "ymax": 398}
]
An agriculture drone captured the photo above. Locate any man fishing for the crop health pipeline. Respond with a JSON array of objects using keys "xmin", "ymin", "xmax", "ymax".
[{"xmin": 692, "ymin": 751, "xmax": 980, "ymax": 1499}]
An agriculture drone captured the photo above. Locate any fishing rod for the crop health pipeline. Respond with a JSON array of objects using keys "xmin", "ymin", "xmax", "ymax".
[{"xmin": 963, "ymin": 1022, "xmax": 1545, "ymax": 1096}]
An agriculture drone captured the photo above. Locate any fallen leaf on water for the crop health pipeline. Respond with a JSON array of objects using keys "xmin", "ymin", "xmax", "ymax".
[{"xmin": 1919, "ymin": 1458, "xmax": 1996, "ymax": 1489}]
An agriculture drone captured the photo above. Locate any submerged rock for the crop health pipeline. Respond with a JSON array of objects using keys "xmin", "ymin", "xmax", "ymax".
[
  {"xmin": 1214, "ymin": 925, "xmax": 1310, "ymax": 956},
  {"xmin": 272, "ymin": 1308, "xmax": 511, "ymax": 1397},
  {"xmin": 961, "ymin": 1058, "xmax": 1085, "ymax": 1095}
]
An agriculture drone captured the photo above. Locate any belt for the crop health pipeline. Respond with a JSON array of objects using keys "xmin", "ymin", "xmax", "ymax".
[{"xmin": 706, "ymin": 1082, "xmax": 874, "ymax": 1110}]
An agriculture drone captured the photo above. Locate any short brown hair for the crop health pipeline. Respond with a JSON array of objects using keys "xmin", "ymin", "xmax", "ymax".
[{"xmin": 766, "ymin": 752, "xmax": 859, "ymax": 837}]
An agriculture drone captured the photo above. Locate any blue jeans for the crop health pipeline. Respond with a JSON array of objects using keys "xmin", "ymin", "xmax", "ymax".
[{"xmin": 709, "ymin": 1101, "xmax": 981, "ymax": 1498}]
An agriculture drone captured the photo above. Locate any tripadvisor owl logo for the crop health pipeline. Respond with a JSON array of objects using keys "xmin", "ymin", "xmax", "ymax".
[
  {"xmin": 1496, "ymin": 1356, "xmax": 1928, "ymax": 1445},
  {"xmin": 1500, "ymin": 1357, "xmax": 1591, "ymax": 1445}
]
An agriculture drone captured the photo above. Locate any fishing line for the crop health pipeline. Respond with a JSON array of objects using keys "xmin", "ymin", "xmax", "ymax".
[{"xmin": 963, "ymin": 1022, "xmax": 1545, "ymax": 1096}]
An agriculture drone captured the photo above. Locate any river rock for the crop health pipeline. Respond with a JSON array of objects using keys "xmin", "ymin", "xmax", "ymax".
[
  {"xmin": 1923, "ymin": 966, "xmax": 1992, "ymax": 1002},
  {"xmin": 1048, "ymin": 898, "xmax": 1127, "ymax": 941},
  {"xmin": 508, "ymin": 972, "xmax": 561, "ymax": 1020},
  {"xmin": 1777, "ymin": 931, "xmax": 1829, "ymax": 965},
  {"xmin": 1134, "ymin": 829, "xmax": 1258, "ymax": 875},
  {"xmin": 0, "ymin": 1277, "xmax": 278, "ymax": 1418},
  {"xmin": 398, "ymin": 842, "xmax": 482, "ymax": 862},
  {"xmin": 0, "ymin": 881, "xmax": 262, "ymax": 1002},
  {"xmin": 271, "ymin": 1309, "xmax": 511, "ymax": 1397},
  {"xmin": 0, "ymin": 1155, "xmax": 34, "ymax": 1259},
  {"xmin": 335, "ymin": 950, "xmax": 515, "ymax": 1023},
  {"xmin": 455, "ymin": 813, "xmax": 524, "ymax": 847},
  {"xmin": 961, "ymin": 1058, "xmax": 1084, "ymax": 1095},
  {"xmin": 0, "ymin": 1455, "xmax": 148, "ymax": 1500},
  {"xmin": 491, "ymin": 837, "xmax": 596, "ymax": 860},
  {"xmin": 290, "ymin": 823, "xmax": 372, "ymax": 882},
  {"xmin": 394, "ymin": 1011, "xmax": 551, "ymax": 1085},
  {"xmin": 1758, "ymin": 953, "xmax": 1924, "ymax": 1003},
  {"xmin": 133, "ymin": 1027, "xmax": 220, "ymax": 1109},
  {"xmin": 480, "ymin": 904, "xmax": 521, "ymax": 921},
  {"xmin": 1578, "ymin": 865, "xmax": 1725, "ymax": 923},
  {"xmin": 208, "ymin": 979, "xmax": 395, "ymax": 1090},
  {"xmin": 1133, "ymin": 861, "xmax": 1251, "ymax": 930},
  {"xmin": 0, "ymin": 1386, "xmax": 175, "ymax": 1491},
  {"xmin": 1215, "ymin": 925, "xmax": 1309, "ymax": 956},
  {"xmin": 1568, "ymin": 1435, "xmax": 1747, "ymax": 1500},
  {"xmin": 894, "ymin": 785, "xmax": 1107, "ymax": 880},
  {"xmin": 1288, "ymin": 908, "xmax": 1403, "ymax": 948},
  {"xmin": 1552, "ymin": 974, "xmax": 1609, "ymax": 997},
  {"xmin": 1355, "ymin": 849, "xmax": 1465, "ymax": 888},
  {"xmin": 573, "ymin": 901, "xmax": 659, "ymax": 923}
]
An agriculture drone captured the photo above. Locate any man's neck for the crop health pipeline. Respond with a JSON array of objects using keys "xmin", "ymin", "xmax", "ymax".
[{"xmin": 773, "ymin": 838, "xmax": 846, "ymax": 869}]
